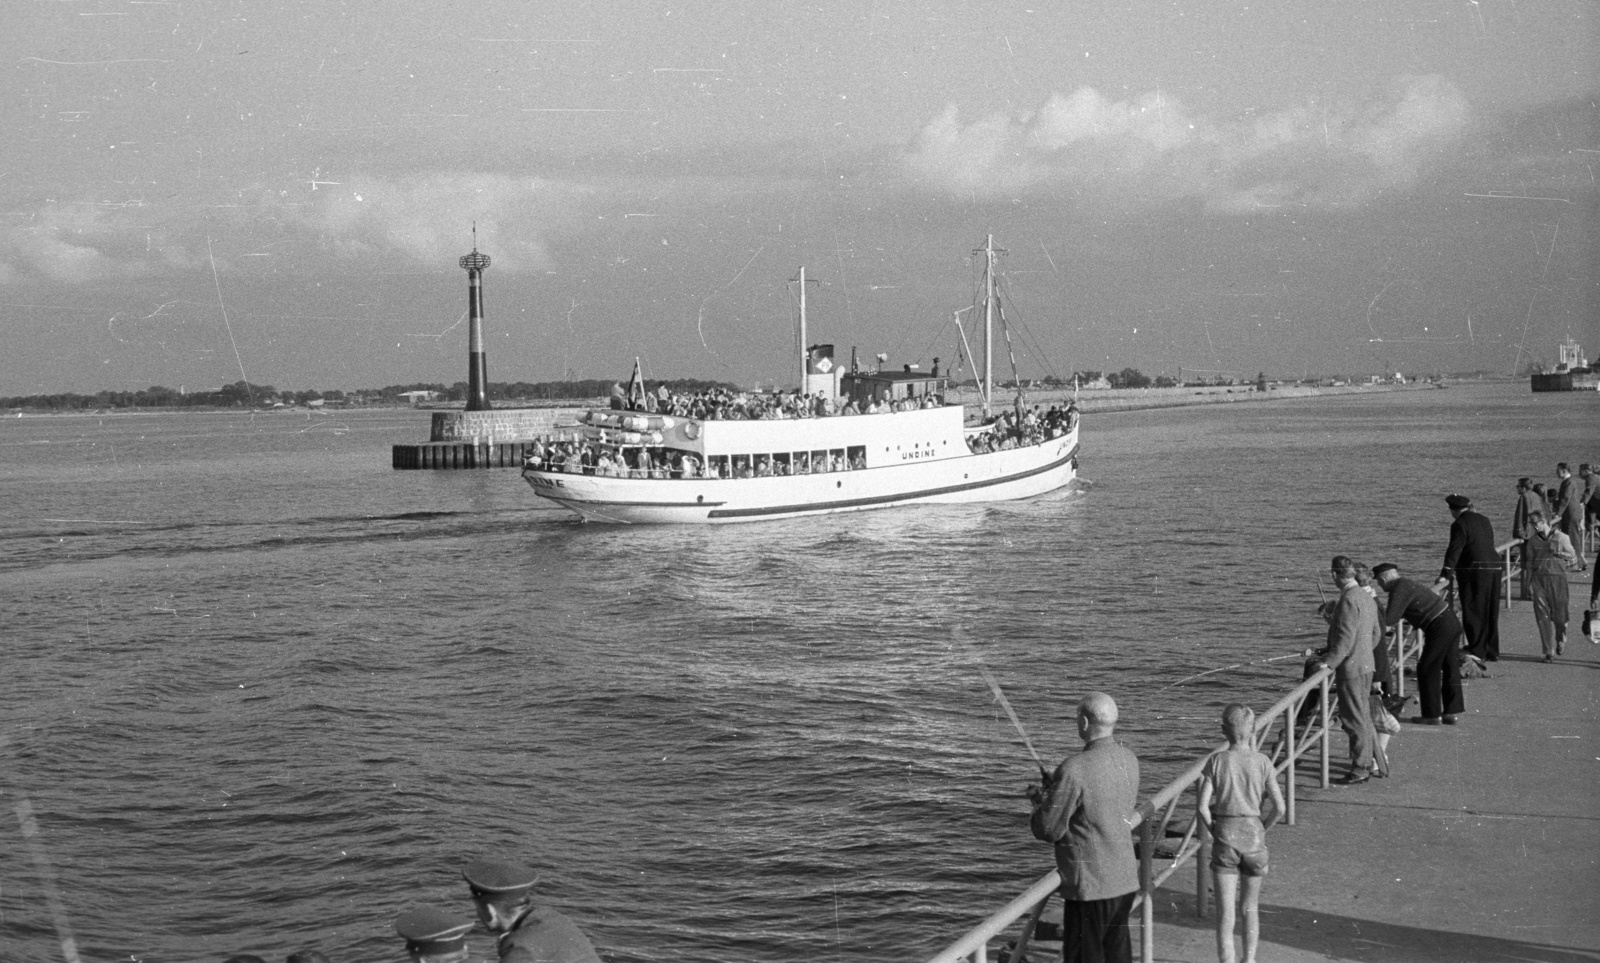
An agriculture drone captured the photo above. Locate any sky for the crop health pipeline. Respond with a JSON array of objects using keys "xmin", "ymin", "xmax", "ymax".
[{"xmin": 2, "ymin": 0, "xmax": 1596, "ymax": 394}]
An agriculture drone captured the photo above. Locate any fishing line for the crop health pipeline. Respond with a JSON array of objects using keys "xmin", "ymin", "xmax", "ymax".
[
  {"xmin": 1, "ymin": 736, "xmax": 84, "ymax": 963},
  {"xmin": 1159, "ymin": 652, "xmax": 1304, "ymax": 690}
]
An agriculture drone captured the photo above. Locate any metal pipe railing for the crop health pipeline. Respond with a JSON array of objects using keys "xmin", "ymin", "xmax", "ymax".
[
  {"xmin": 923, "ymin": 666, "xmax": 1335, "ymax": 963},
  {"xmin": 1497, "ymin": 538, "xmax": 1521, "ymax": 609}
]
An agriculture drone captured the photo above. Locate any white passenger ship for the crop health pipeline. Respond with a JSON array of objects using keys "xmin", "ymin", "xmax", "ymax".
[{"xmin": 521, "ymin": 238, "xmax": 1079, "ymax": 524}]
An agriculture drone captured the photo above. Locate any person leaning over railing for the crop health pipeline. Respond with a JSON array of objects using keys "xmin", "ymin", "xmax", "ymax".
[
  {"xmin": 1371, "ymin": 563, "xmax": 1464, "ymax": 726},
  {"xmin": 1026, "ymin": 692, "xmax": 1141, "ymax": 963}
]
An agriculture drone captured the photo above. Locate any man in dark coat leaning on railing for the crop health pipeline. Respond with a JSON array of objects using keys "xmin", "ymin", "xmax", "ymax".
[{"xmin": 1028, "ymin": 692, "xmax": 1141, "ymax": 963}]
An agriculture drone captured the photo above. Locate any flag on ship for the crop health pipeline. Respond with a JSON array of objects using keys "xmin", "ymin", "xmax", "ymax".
[
  {"xmin": 625, "ymin": 357, "xmax": 646, "ymax": 409},
  {"xmin": 807, "ymin": 344, "xmax": 835, "ymax": 375}
]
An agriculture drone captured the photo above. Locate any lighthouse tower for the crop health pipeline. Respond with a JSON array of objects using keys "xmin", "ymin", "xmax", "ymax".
[{"xmin": 459, "ymin": 239, "xmax": 492, "ymax": 411}]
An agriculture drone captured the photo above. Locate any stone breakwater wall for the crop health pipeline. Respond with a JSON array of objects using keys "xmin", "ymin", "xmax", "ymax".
[
  {"xmin": 429, "ymin": 407, "xmax": 583, "ymax": 442},
  {"xmin": 951, "ymin": 382, "xmax": 1426, "ymax": 416}
]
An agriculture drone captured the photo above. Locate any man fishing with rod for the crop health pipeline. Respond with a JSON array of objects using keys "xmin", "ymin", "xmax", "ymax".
[{"xmin": 979, "ymin": 657, "xmax": 1140, "ymax": 963}]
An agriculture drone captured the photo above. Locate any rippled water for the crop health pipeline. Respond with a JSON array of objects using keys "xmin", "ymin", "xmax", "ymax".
[{"xmin": 1, "ymin": 384, "xmax": 1592, "ymax": 963}]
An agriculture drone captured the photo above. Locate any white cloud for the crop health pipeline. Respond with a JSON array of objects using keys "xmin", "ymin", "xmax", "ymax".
[
  {"xmin": 0, "ymin": 206, "xmax": 169, "ymax": 285},
  {"xmin": 902, "ymin": 75, "xmax": 1472, "ymax": 211},
  {"xmin": 290, "ymin": 173, "xmax": 597, "ymax": 272},
  {"xmin": 0, "ymin": 173, "xmax": 604, "ymax": 284}
]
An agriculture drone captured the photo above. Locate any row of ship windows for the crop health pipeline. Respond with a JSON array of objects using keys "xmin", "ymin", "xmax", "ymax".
[{"xmin": 709, "ymin": 446, "xmax": 869, "ymax": 476}]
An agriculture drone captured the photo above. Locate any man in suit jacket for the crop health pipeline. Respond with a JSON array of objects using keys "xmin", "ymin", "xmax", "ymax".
[
  {"xmin": 1437, "ymin": 494, "xmax": 1502, "ymax": 661},
  {"xmin": 1030, "ymin": 692, "xmax": 1141, "ymax": 963},
  {"xmin": 1512, "ymin": 478, "xmax": 1542, "ymax": 600},
  {"xmin": 1313, "ymin": 555, "xmax": 1379, "ymax": 784},
  {"xmin": 1555, "ymin": 464, "xmax": 1588, "ymax": 573}
]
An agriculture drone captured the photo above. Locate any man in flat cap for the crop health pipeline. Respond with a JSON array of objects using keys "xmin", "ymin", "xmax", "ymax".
[
  {"xmin": 462, "ymin": 858, "xmax": 601, "ymax": 963},
  {"xmin": 396, "ymin": 907, "xmax": 474, "ymax": 963},
  {"xmin": 1372, "ymin": 563, "xmax": 1463, "ymax": 724},
  {"xmin": 1437, "ymin": 494, "xmax": 1501, "ymax": 662}
]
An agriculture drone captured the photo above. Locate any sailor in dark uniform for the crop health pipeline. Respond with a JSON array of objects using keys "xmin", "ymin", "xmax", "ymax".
[
  {"xmin": 396, "ymin": 906, "xmax": 475, "ymax": 963},
  {"xmin": 462, "ymin": 858, "xmax": 602, "ymax": 963},
  {"xmin": 1436, "ymin": 494, "xmax": 1502, "ymax": 661}
]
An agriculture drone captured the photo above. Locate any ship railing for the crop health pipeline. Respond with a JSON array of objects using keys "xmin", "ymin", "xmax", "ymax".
[{"xmin": 923, "ymin": 666, "xmax": 1334, "ymax": 963}]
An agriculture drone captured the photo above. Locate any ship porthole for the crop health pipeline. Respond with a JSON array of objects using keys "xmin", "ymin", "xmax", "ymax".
[
  {"xmin": 836, "ymin": 481, "xmax": 842, "ymax": 488},
  {"xmin": 697, "ymin": 494, "xmax": 704, "ymax": 504}
]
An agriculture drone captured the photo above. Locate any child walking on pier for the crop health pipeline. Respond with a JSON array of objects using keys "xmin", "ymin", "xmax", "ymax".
[{"xmin": 1197, "ymin": 704, "xmax": 1286, "ymax": 963}]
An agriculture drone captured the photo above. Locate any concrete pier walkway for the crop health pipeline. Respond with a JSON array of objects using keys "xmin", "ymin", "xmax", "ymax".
[{"xmin": 1147, "ymin": 570, "xmax": 1600, "ymax": 962}]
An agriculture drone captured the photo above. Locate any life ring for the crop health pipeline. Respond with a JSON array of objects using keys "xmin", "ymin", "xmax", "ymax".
[{"xmin": 683, "ymin": 421, "xmax": 700, "ymax": 440}]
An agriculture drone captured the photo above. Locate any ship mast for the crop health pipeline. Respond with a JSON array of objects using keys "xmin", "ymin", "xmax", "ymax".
[
  {"xmin": 798, "ymin": 266, "xmax": 808, "ymax": 391},
  {"xmin": 977, "ymin": 235, "xmax": 1003, "ymax": 419}
]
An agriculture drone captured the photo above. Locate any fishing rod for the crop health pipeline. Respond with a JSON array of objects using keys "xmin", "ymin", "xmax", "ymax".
[
  {"xmin": 978, "ymin": 665, "xmax": 1051, "ymax": 782},
  {"xmin": 953, "ymin": 627, "xmax": 1050, "ymax": 781}
]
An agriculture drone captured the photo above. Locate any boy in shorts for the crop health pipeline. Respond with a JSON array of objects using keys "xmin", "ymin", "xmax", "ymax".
[{"xmin": 1197, "ymin": 704, "xmax": 1286, "ymax": 963}]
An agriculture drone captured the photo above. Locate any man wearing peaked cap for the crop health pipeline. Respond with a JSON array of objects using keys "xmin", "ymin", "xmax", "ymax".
[
  {"xmin": 462, "ymin": 858, "xmax": 602, "ymax": 963},
  {"xmin": 396, "ymin": 906, "xmax": 474, "ymax": 963},
  {"xmin": 1438, "ymin": 493, "xmax": 1502, "ymax": 662}
]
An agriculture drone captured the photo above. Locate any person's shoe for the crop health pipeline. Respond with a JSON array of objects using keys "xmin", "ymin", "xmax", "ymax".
[
  {"xmin": 1372, "ymin": 769, "xmax": 1388, "ymax": 778},
  {"xmin": 1543, "ymin": 654, "xmax": 1554, "ymax": 663},
  {"xmin": 1409, "ymin": 715, "xmax": 1442, "ymax": 725},
  {"xmin": 1334, "ymin": 772, "xmax": 1371, "ymax": 785},
  {"xmin": 1557, "ymin": 640, "xmax": 1565, "ymax": 656},
  {"xmin": 1442, "ymin": 715, "xmax": 1458, "ymax": 725}
]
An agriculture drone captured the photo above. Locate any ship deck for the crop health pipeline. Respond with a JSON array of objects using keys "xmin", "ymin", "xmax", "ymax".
[{"xmin": 1135, "ymin": 569, "xmax": 1599, "ymax": 962}]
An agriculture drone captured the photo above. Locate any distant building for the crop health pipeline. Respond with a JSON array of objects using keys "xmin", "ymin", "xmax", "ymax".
[{"xmin": 399, "ymin": 390, "xmax": 440, "ymax": 405}]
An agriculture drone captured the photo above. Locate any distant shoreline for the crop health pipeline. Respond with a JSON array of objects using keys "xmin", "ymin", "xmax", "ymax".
[
  {"xmin": 5, "ymin": 380, "xmax": 1501, "ymax": 418},
  {"xmin": 994, "ymin": 380, "xmax": 1441, "ymax": 414}
]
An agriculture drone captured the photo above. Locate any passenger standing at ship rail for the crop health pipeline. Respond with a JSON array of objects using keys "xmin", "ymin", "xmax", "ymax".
[
  {"xmin": 1371, "ymin": 563, "xmax": 1463, "ymax": 725},
  {"xmin": 1196, "ymin": 704, "xmax": 1285, "ymax": 963},
  {"xmin": 1311, "ymin": 555, "xmax": 1379, "ymax": 784},
  {"xmin": 1437, "ymin": 494, "xmax": 1502, "ymax": 662},
  {"xmin": 1028, "ymin": 692, "xmax": 1140, "ymax": 963},
  {"xmin": 1555, "ymin": 463, "xmax": 1588, "ymax": 573},
  {"xmin": 462, "ymin": 858, "xmax": 602, "ymax": 963},
  {"xmin": 1524, "ymin": 512, "xmax": 1577, "ymax": 661}
]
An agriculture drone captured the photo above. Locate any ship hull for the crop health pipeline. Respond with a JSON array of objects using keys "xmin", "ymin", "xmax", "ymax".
[{"xmin": 524, "ymin": 432, "xmax": 1078, "ymax": 524}]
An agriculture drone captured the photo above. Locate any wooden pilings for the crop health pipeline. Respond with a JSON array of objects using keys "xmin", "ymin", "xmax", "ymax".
[{"xmin": 392, "ymin": 441, "xmax": 540, "ymax": 470}]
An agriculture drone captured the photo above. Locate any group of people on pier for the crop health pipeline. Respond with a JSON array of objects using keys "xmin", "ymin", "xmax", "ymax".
[{"xmin": 1028, "ymin": 473, "xmax": 1597, "ymax": 963}]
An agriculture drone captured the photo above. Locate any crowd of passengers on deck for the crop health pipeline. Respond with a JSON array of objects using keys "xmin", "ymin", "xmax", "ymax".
[
  {"xmin": 526, "ymin": 441, "xmax": 869, "ymax": 479},
  {"xmin": 616, "ymin": 385, "xmax": 945, "ymax": 419},
  {"xmin": 966, "ymin": 401, "xmax": 1079, "ymax": 454}
]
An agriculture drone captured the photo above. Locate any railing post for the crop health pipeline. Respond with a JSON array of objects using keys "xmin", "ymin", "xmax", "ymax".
[
  {"xmin": 1140, "ymin": 814, "xmax": 1155, "ymax": 963},
  {"xmin": 1319, "ymin": 670, "xmax": 1331, "ymax": 788},
  {"xmin": 1394, "ymin": 627, "xmax": 1404, "ymax": 699},
  {"xmin": 1195, "ymin": 786, "xmax": 1212, "ymax": 918},
  {"xmin": 1502, "ymin": 547, "xmax": 1511, "ymax": 610},
  {"xmin": 1284, "ymin": 703, "xmax": 1297, "ymax": 825}
]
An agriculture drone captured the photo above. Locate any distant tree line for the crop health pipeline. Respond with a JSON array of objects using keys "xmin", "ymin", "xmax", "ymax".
[{"xmin": 1, "ymin": 378, "xmax": 740, "ymax": 411}]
